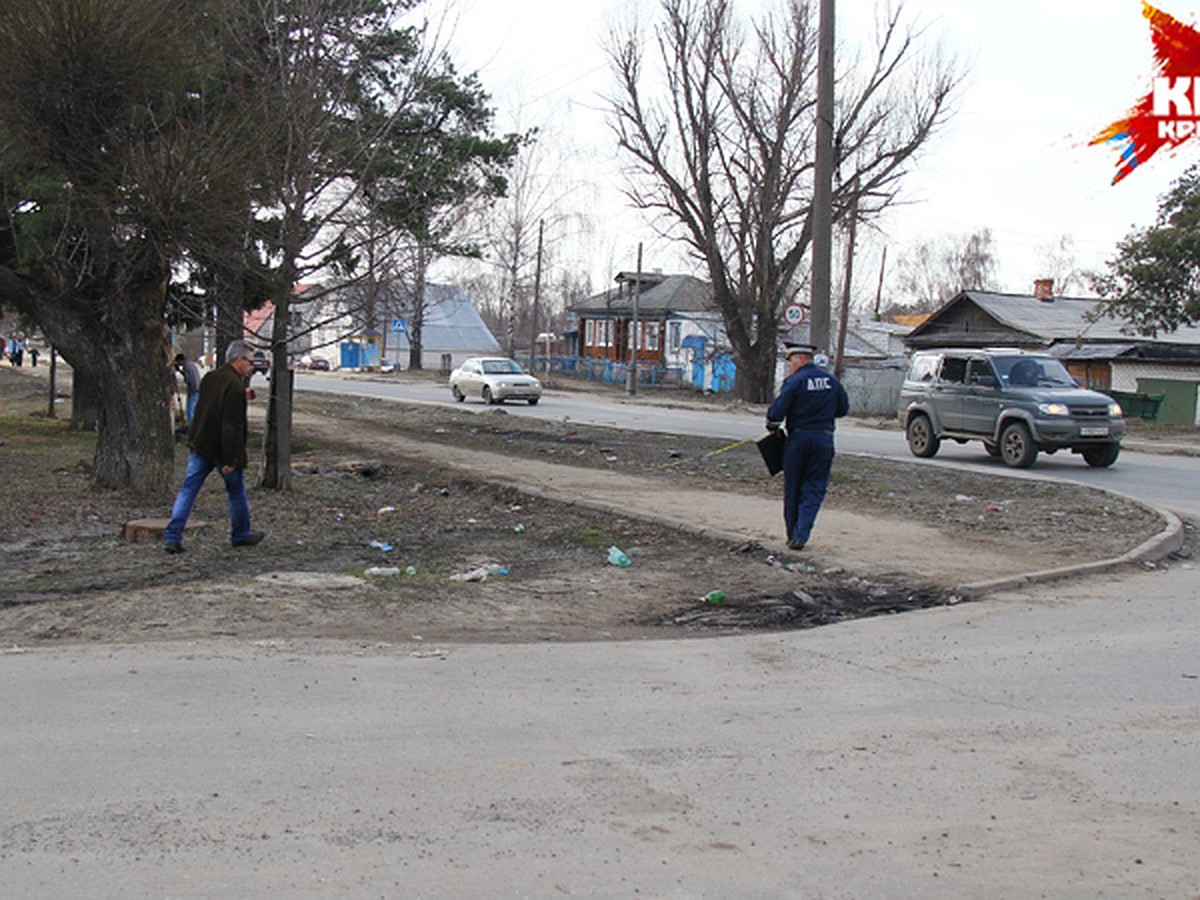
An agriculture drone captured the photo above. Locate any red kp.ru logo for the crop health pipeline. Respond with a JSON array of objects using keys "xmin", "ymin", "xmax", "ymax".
[{"xmin": 1092, "ymin": 2, "xmax": 1200, "ymax": 183}]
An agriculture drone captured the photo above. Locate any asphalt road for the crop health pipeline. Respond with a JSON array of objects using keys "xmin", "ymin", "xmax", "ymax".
[
  {"xmin": 2, "ymin": 557, "xmax": 1196, "ymax": 896},
  {"xmin": 295, "ymin": 372, "xmax": 1200, "ymax": 520}
]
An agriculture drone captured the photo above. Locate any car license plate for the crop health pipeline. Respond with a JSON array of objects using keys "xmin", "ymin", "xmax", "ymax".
[{"xmin": 1079, "ymin": 426, "xmax": 1109, "ymax": 437}]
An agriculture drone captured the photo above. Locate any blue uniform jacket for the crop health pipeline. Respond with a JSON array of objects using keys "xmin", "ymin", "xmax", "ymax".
[{"xmin": 766, "ymin": 363, "xmax": 850, "ymax": 433}]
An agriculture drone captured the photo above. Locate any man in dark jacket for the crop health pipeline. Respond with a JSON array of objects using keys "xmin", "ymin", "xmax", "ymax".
[
  {"xmin": 766, "ymin": 342, "xmax": 850, "ymax": 551},
  {"xmin": 163, "ymin": 340, "xmax": 265, "ymax": 553}
]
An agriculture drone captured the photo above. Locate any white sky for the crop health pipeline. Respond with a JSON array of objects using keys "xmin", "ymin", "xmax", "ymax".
[{"xmin": 424, "ymin": 0, "xmax": 1200, "ymax": 303}]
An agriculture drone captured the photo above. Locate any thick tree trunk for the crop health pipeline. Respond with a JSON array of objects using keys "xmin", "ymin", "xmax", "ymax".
[
  {"xmin": 70, "ymin": 370, "xmax": 100, "ymax": 431},
  {"xmin": 733, "ymin": 344, "xmax": 776, "ymax": 404},
  {"xmin": 91, "ymin": 338, "xmax": 176, "ymax": 495},
  {"xmin": 4, "ymin": 266, "xmax": 176, "ymax": 494}
]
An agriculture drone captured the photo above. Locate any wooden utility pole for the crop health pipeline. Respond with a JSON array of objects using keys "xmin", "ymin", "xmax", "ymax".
[
  {"xmin": 628, "ymin": 243, "xmax": 642, "ymax": 396},
  {"xmin": 873, "ymin": 246, "xmax": 887, "ymax": 321},
  {"xmin": 810, "ymin": 0, "xmax": 835, "ymax": 352},
  {"xmin": 834, "ymin": 182, "xmax": 859, "ymax": 379},
  {"xmin": 530, "ymin": 219, "xmax": 544, "ymax": 371}
]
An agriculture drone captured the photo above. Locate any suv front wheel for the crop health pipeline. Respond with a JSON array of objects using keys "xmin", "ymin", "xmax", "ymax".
[
  {"xmin": 1000, "ymin": 421, "xmax": 1037, "ymax": 468},
  {"xmin": 1082, "ymin": 442, "xmax": 1121, "ymax": 468},
  {"xmin": 905, "ymin": 414, "xmax": 940, "ymax": 458}
]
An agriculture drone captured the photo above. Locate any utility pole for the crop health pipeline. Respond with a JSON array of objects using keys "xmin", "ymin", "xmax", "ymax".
[
  {"xmin": 873, "ymin": 245, "xmax": 887, "ymax": 321},
  {"xmin": 530, "ymin": 219, "xmax": 544, "ymax": 372},
  {"xmin": 810, "ymin": 0, "xmax": 835, "ymax": 352},
  {"xmin": 834, "ymin": 180, "xmax": 859, "ymax": 379},
  {"xmin": 627, "ymin": 243, "xmax": 642, "ymax": 396}
]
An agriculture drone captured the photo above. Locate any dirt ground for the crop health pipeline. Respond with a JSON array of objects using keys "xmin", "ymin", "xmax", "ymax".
[{"xmin": 0, "ymin": 365, "xmax": 1181, "ymax": 646}]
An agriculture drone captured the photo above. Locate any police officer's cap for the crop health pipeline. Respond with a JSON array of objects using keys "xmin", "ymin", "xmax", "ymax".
[{"xmin": 783, "ymin": 341, "xmax": 817, "ymax": 358}]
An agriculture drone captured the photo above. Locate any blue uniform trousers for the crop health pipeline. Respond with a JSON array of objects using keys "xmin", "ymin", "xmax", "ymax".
[{"xmin": 782, "ymin": 430, "xmax": 835, "ymax": 546}]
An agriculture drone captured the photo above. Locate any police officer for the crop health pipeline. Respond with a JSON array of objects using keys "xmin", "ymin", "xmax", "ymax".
[{"xmin": 766, "ymin": 342, "xmax": 850, "ymax": 551}]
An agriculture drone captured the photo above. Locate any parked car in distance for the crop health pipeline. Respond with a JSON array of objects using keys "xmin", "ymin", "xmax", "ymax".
[
  {"xmin": 450, "ymin": 357, "xmax": 542, "ymax": 405},
  {"xmin": 251, "ymin": 351, "xmax": 269, "ymax": 376},
  {"xmin": 309, "ymin": 357, "xmax": 331, "ymax": 371},
  {"xmin": 897, "ymin": 348, "xmax": 1125, "ymax": 469}
]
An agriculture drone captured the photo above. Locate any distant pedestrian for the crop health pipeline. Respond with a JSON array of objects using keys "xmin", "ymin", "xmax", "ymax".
[
  {"xmin": 29, "ymin": 346, "xmax": 39, "ymax": 367},
  {"xmin": 766, "ymin": 342, "xmax": 849, "ymax": 551},
  {"xmin": 163, "ymin": 340, "xmax": 265, "ymax": 554},
  {"xmin": 173, "ymin": 352, "xmax": 202, "ymax": 423}
]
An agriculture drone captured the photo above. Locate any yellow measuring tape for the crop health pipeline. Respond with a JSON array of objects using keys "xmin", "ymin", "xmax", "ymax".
[{"xmin": 703, "ymin": 433, "xmax": 769, "ymax": 458}]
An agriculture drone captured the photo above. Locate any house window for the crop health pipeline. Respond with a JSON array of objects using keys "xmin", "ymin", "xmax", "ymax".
[
  {"xmin": 668, "ymin": 321, "xmax": 681, "ymax": 351},
  {"xmin": 645, "ymin": 323, "xmax": 660, "ymax": 351},
  {"xmin": 586, "ymin": 320, "xmax": 595, "ymax": 348}
]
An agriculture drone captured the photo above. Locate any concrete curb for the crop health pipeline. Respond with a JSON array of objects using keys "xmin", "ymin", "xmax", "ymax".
[{"xmin": 956, "ymin": 503, "xmax": 1185, "ymax": 599}]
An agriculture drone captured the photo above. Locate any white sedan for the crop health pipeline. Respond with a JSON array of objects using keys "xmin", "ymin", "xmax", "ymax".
[{"xmin": 449, "ymin": 357, "xmax": 542, "ymax": 405}]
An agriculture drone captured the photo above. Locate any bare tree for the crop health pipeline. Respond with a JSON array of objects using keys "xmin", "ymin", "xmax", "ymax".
[
  {"xmin": 1034, "ymin": 235, "xmax": 1092, "ymax": 297},
  {"xmin": 889, "ymin": 228, "xmax": 997, "ymax": 313},
  {"xmin": 607, "ymin": 0, "xmax": 959, "ymax": 401}
]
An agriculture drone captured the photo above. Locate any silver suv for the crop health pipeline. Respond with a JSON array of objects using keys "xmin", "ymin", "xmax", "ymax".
[{"xmin": 897, "ymin": 348, "xmax": 1125, "ymax": 468}]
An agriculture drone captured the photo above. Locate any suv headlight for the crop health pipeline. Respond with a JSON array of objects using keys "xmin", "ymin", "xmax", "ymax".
[
  {"xmin": 1037, "ymin": 402, "xmax": 1070, "ymax": 417},
  {"xmin": 1108, "ymin": 402, "xmax": 1123, "ymax": 417}
]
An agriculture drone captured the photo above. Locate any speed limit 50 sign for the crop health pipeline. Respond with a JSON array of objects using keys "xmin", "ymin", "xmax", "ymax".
[{"xmin": 783, "ymin": 303, "xmax": 806, "ymax": 326}]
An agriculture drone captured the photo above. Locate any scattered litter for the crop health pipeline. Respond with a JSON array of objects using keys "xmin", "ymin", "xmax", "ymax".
[
  {"xmin": 4, "ymin": 645, "xmax": 26, "ymax": 655},
  {"xmin": 605, "ymin": 455, "xmax": 619, "ymax": 462},
  {"xmin": 668, "ymin": 449, "xmax": 682, "ymax": 458},
  {"xmin": 367, "ymin": 539, "xmax": 393, "ymax": 552},
  {"xmin": 985, "ymin": 505, "xmax": 1001, "ymax": 513},
  {"xmin": 822, "ymin": 565, "xmax": 845, "ymax": 575},
  {"xmin": 335, "ymin": 513, "xmax": 344, "ymax": 522},
  {"xmin": 513, "ymin": 523, "xmax": 525, "ymax": 534},
  {"xmin": 955, "ymin": 494, "xmax": 974, "ymax": 502},
  {"xmin": 410, "ymin": 648, "xmax": 447, "ymax": 659},
  {"xmin": 440, "ymin": 487, "xmax": 451, "ymax": 496},
  {"xmin": 450, "ymin": 563, "xmax": 509, "ymax": 582},
  {"xmin": 765, "ymin": 554, "xmax": 783, "ymax": 568},
  {"xmin": 786, "ymin": 562, "xmax": 816, "ymax": 574},
  {"xmin": 699, "ymin": 590, "xmax": 726, "ymax": 605},
  {"xmin": 364, "ymin": 566, "xmax": 400, "ymax": 576},
  {"xmin": 607, "ymin": 546, "xmax": 632, "ymax": 567},
  {"xmin": 404, "ymin": 565, "xmax": 417, "ymax": 576},
  {"xmin": 377, "ymin": 506, "xmax": 397, "ymax": 515},
  {"xmin": 467, "ymin": 517, "xmax": 479, "ymax": 525}
]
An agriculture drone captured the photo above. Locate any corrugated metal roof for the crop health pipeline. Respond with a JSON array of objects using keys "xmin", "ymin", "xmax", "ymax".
[
  {"xmin": 393, "ymin": 284, "xmax": 500, "ymax": 352},
  {"xmin": 574, "ymin": 274, "xmax": 715, "ymax": 315},
  {"xmin": 1048, "ymin": 342, "xmax": 1138, "ymax": 360},
  {"xmin": 960, "ymin": 291, "xmax": 1200, "ymax": 345}
]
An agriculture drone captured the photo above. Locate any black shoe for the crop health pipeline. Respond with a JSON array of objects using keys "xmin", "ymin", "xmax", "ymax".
[
  {"xmin": 787, "ymin": 539, "xmax": 806, "ymax": 551},
  {"xmin": 231, "ymin": 531, "xmax": 265, "ymax": 548},
  {"xmin": 164, "ymin": 542, "xmax": 185, "ymax": 554}
]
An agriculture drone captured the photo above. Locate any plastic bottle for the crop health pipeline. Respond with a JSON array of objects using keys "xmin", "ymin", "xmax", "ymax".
[
  {"xmin": 607, "ymin": 546, "xmax": 631, "ymax": 567},
  {"xmin": 700, "ymin": 590, "xmax": 726, "ymax": 604},
  {"xmin": 364, "ymin": 566, "xmax": 400, "ymax": 576}
]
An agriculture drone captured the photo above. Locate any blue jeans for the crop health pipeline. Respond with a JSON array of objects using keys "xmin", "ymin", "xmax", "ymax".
[
  {"xmin": 164, "ymin": 449, "xmax": 252, "ymax": 545},
  {"xmin": 185, "ymin": 393, "xmax": 198, "ymax": 424}
]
